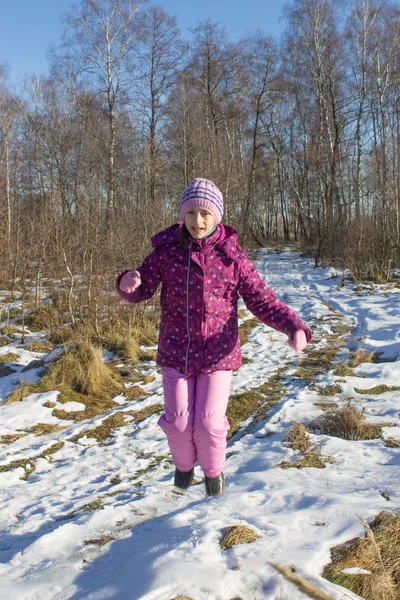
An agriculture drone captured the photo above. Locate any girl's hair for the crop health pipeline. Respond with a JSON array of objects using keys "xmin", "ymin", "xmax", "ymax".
[{"xmin": 179, "ymin": 223, "xmax": 190, "ymax": 247}]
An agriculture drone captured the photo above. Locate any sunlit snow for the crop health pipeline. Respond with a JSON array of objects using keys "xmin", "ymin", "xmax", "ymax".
[{"xmin": 0, "ymin": 250, "xmax": 399, "ymax": 600}]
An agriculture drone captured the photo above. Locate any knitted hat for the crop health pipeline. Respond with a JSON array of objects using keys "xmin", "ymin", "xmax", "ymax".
[{"xmin": 179, "ymin": 178, "xmax": 224, "ymax": 224}]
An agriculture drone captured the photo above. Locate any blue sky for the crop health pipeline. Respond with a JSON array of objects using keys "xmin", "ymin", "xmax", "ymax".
[{"xmin": 0, "ymin": 0, "xmax": 287, "ymax": 84}]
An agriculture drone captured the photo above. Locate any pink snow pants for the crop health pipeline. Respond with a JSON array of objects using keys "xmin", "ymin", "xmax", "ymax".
[{"xmin": 158, "ymin": 367, "xmax": 232, "ymax": 478}]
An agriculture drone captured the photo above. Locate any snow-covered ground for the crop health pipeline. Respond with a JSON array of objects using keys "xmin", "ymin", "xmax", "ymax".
[{"xmin": 0, "ymin": 250, "xmax": 399, "ymax": 600}]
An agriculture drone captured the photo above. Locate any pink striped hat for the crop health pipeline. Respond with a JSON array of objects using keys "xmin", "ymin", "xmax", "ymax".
[{"xmin": 179, "ymin": 178, "xmax": 224, "ymax": 224}]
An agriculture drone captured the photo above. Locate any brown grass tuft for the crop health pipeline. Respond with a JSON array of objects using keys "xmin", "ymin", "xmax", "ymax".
[
  {"xmin": 0, "ymin": 441, "xmax": 64, "ymax": 479},
  {"xmin": 68, "ymin": 404, "xmax": 164, "ymax": 443},
  {"xmin": 333, "ymin": 363, "xmax": 357, "ymax": 377},
  {"xmin": 28, "ymin": 423, "xmax": 67, "ymax": 436},
  {"xmin": 104, "ymin": 330, "xmax": 140, "ymax": 363},
  {"xmin": 124, "ymin": 385, "xmax": 151, "ymax": 401},
  {"xmin": 24, "ymin": 307, "xmax": 59, "ymax": 332},
  {"xmin": 49, "ymin": 327, "xmax": 75, "ymax": 345},
  {"xmin": 285, "ymin": 422, "xmax": 312, "ymax": 453},
  {"xmin": 84, "ymin": 536, "xmax": 116, "ymax": 546},
  {"xmin": 354, "ymin": 385, "xmax": 400, "ymax": 395},
  {"xmin": 0, "ymin": 325, "xmax": 19, "ymax": 337},
  {"xmin": 293, "ymin": 346, "xmax": 340, "ymax": 379},
  {"xmin": 0, "ymin": 352, "xmax": 20, "ymax": 362},
  {"xmin": 227, "ymin": 379, "xmax": 284, "ymax": 439},
  {"xmin": 313, "ymin": 402, "xmax": 337, "ymax": 411},
  {"xmin": 25, "ymin": 341, "xmax": 54, "ymax": 353},
  {"xmin": 4, "ymin": 383, "xmax": 40, "ymax": 405},
  {"xmin": 279, "ymin": 450, "xmax": 332, "ymax": 470},
  {"xmin": 69, "ymin": 412, "xmax": 126, "ymax": 443},
  {"xmin": 351, "ymin": 349, "xmax": 376, "ymax": 367},
  {"xmin": 239, "ymin": 318, "xmax": 259, "ymax": 345},
  {"xmin": 323, "ymin": 511, "xmax": 400, "ymax": 600},
  {"xmin": 5, "ymin": 342, "xmax": 123, "ymax": 419},
  {"xmin": 80, "ymin": 498, "xmax": 104, "ymax": 512},
  {"xmin": 314, "ymin": 408, "xmax": 383, "ymax": 440},
  {"xmin": 0, "ymin": 433, "xmax": 26, "ymax": 444},
  {"xmin": 383, "ymin": 437, "xmax": 400, "ymax": 448},
  {"xmin": 312, "ymin": 384, "xmax": 342, "ymax": 397},
  {"xmin": 220, "ymin": 525, "xmax": 258, "ymax": 550},
  {"xmin": 270, "ymin": 562, "xmax": 336, "ymax": 600},
  {"xmin": 44, "ymin": 342, "xmax": 122, "ymax": 397}
]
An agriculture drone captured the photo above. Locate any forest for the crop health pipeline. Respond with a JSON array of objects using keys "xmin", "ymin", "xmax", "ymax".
[{"xmin": 0, "ymin": 0, "xmax": 399, "ymax": 298}]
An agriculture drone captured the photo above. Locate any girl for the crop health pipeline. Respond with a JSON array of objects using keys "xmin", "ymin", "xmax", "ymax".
[{"xmin": 116, "ymin": 178, "xmax": 311, "ymax": 497}]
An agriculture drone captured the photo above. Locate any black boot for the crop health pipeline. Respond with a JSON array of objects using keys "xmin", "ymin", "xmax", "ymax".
[
  {"xmin": 205, "ymin": 472, "xmax": 225, "ymax": 497},
  {"xmin": 174, "ymin": 467, "xmax": 194, "ymax": 489}
]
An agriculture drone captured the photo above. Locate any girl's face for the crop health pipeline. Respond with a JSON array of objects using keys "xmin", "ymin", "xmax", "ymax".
[{"xmin": 184, "ymin": 209, "xmax": 215, "ymax": 239}]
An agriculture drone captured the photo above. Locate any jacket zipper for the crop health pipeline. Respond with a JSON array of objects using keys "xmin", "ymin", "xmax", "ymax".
[{"xmin": 185, "ymin": 241, "xmax": 192, "ymax": 374}]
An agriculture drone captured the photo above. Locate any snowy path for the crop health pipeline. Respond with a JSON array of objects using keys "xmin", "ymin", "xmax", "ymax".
[{"xmin": 0, "ymin": 250, "xmax": 399, "ymax": 600}]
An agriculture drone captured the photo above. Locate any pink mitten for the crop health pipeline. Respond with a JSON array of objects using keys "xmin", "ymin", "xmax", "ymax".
[
  {"xmin": 119, "ymin": 270, "xmax": 141, "ymax": 294},
  {"xmin": 288, "ymin": 329, "xmax": 307, "ymax": 351}
]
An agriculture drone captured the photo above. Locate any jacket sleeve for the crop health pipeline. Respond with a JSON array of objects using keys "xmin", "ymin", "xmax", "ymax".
[
  {"xmin": 238, "ymin": 257, "xmax": 312, "ymax": 342},
  {"xmin": 116, "ymin": 248, "xmax": 162, "ymax": 303}
]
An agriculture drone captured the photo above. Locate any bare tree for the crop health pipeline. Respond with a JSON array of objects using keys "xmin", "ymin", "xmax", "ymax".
[
  {"xmin": 53, "ymin": 0, "xmax": 144, "ymax": 219},
  {"xmin": 0, "ymin": 66, "xmax": 21, "ymax": 263},
  {"xmin": 134, "ymin": 5, "xmax": 186, "ymax": 221}
]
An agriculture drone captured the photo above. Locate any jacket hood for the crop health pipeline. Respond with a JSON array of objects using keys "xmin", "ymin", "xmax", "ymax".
[{"xmin": 151, "ymin": 223, "xmax": 245, "ymax": 260}]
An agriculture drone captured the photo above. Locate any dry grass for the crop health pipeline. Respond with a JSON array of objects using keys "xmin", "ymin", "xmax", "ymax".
[
  {"xmin": 334, "ymin": 322, "xmax": 355, "ymax": 336},
  {"xmin": 270, "ymin": 562, "xmax": 336, "ymax": 600},
  {"xmin": 69, "ymin": 404, "xmax": 163, "ymax": 443},
  {"xmin": 333, "ymin": 363, "xmax": 357, "ymax": 377},
  {"xmin": 4, "ymin": 342, "xmax": 123, "ymax": 420},
  {"xmin": 0, "ymin": 352, "xmax": 20, "ymax": 362},
  {"xmin": 313, "ymin": 402, "xmax": 338, "ymax": 411},
  {"xmin": 28, "ymin": 423, "xmax": 67, "ymax": 436},
  {"xmin": 239, "ymin": 317, "xmax": 259, "ymax": 345},
  {"xmin": 80, "ymin": 498, "xmax": 104, "ymax": 512},
  {"xmin": 123, "ymin": 385, "xmax": 151, "ymax": 401},
  {"xmin": 383, "ymin": 437, "xmax": 400, "ymax": 448},
  {"xmin": 220, "ymin": 525, "xmax": 258, "ymax": 550},
  {"xmin": 4, "ymin": 383, "xmax": 41, "ymax": 405},
  {"xmin": 0, "ymin": 441, "xmax": 64, "ymax": 479},
  {"xmin": 70, "ymin": 412, "xmax": 126, "ymax": 442},
  {"xmin": 84, "ymin": 536, "xmax": 116, "ymax": 546},
  {"xmin": 285, "ymin": 422, "xmax": 312, "ymax": 453},
  {"xmin": 0, "ymin": 433, "xmax": 26, "ymax": 444},
  {"xmin": 323, "ymin": 511, "xmax": 400, "ymax": 600},
  {"xmin": 24, "ymin": 306, "xmax": 59, "ymax": 332},
  {"xmin": 311, "ymin": 384, "xmax": 342, "ymax": 396},
  {"xmin": 45, "ymin": 342, "xmax": 122, "ymax": 397},
  {"xmin": 314, "ymin": 408, "xmax": 384, "ymax": 440},
  {"xmin": 25, "ymin": 341, "xmax": 54, "ymax": 353},
  {"xmin": 279, "ymin": 450, "xmax": 332, "ymax": 470},
  {"xmin": 49, "ymin": 326, "xmax": 75, "ymax": 345},
  {"xmin": 51, "ymin": 394, "xmax": 117, "ymax": 421},
  {"xmin": 0, "ymin": 325, "xmax": 19, "ymax": 337},
  {"xmin": 293, "ymin": 346, "xmax": 340, "ymax": 379},
  {"xmin": 138, "ymin": 348, "xmax": 157, "ymax": 361},
  {"xmin": 227, "ymin": 379, "xmax": 284, "ymax": 439},
  {"xmin": 104, "ymin": 330, "xmax": 141, "ymax": 363},
  {"xmin": 354, "ymin": 385, "xmax": 400, "ymax": 395},
  {"xmin": 351, "ymin": 349, "xmax": 376, "ymax": 367}
]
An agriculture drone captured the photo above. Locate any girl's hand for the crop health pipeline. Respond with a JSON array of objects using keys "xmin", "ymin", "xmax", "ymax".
[
  {"xmin": 288, "ymin": 329, "xmax": 308, "ymax": 351},
  {"xmin": 119, "ymin": 270, "xmax": 141, "ymax": 293}
]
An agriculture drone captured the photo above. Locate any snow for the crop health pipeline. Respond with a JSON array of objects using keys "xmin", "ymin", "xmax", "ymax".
[{"xmin": 0, "ymin": 250, "xmax": 399, "ymax": 600}]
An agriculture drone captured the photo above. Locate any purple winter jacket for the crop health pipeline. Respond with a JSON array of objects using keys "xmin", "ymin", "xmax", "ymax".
[{"xmin": 116, "ymin": 223, "xmax": 312, "ymax": 375}]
